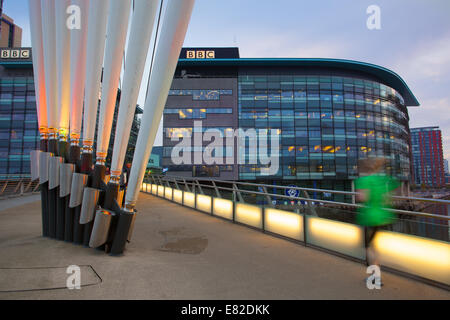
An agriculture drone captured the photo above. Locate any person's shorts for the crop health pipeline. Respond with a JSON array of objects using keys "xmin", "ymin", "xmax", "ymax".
[{"xmin": 364, "ymin": 226, "xmax": 379, "ymax": 248}]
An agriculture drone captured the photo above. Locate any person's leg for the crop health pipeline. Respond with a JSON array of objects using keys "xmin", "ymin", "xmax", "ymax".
[
  {"xmin": 368, "ymin": 227, "xmax": 379, "ymax": 266},
  {"xmin": 365, "ymin": 227, "xmax": 376, "ymax": 266}
]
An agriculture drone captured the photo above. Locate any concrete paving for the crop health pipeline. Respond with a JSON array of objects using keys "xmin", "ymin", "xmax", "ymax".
[
  {"xmin": 0, "ymin": 194, "xmax": 40, "ymax": 211},
  {"xmin": 0, "ymin": 193, "xmax": 449, "ymax": 299}
]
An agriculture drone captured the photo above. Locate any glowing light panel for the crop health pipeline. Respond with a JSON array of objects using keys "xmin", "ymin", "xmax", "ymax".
[
  {"xmin": 158, "ymin": 185, "xmax": 164, "ymax": 197},
  {"xmin": 165, "ymin": 187, "xmax": 173, "ymax": 200},
  {"xmin": 196, "ymin": 194, "xmax": 211, "ymax": 213},
  {"xmin": 265, "ymin": 208, "xmax": 303, "ymax": 241},
  {"xmin": 236, "ymin": 203, "xmax": 262, "ymax": 229},
  {"xmin": 307, "ymin": 216, "xmax": 365, "ymax": 260},
  {"xmin": 173, "ymin": 189, "xmax": 183, "ymax": 204},
  {"xmin": 213, "ymin": 198, "xmax": 233, "ymax": 220},
  {"xmin": 374, "ymin": 230, "xmax": 450, "ymax": 285},
  {"xmin": 183, "ymin": 192, "xmax": 195, "ymax": 208}
]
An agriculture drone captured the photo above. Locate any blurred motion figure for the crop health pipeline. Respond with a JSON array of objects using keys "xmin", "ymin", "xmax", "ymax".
[{"xmin": 355, "ymin": 158, "xmax": 399, "ymax": 285}]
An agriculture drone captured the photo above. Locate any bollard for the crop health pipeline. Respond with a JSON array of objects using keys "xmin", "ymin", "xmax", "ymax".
[
  {"xmin": 80, "ymin": 187, "xmax": 100, "ymax": 246},
  {"xmin": 60, "ymin": 163, "xmax": 75, "ymax": 241},
  {"xmin": 69, "ymin": 172, "xmax": 88, "ymax": 244},
  {"xmin": 89, "ymin": 209, "xmax": 114, "ymax": 248}
]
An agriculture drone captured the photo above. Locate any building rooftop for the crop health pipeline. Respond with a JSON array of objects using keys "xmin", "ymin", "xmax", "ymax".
[
  {"xmin": 177, "ymin": 56, "xmax": 420, "ymax": 107},
  {"xmin": 0, "ymin": 47, "xmax": 420, "ymax": 106},
  {"xmin": 411, "ymin": 126, "xmax": 441, "ymax": 131}
]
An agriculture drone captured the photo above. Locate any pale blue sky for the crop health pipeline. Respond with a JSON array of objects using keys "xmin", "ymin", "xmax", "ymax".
[{"xmin": 4, "ymin": 0, "xmax": 450, "ymax": 157}]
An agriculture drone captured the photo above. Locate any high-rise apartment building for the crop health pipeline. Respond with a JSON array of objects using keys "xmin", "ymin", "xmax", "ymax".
[{"xmin": 410, "ymin": 126, "xmax": 445, "ymax": 187}]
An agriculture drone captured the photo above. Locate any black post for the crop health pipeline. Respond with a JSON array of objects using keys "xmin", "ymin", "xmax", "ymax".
[
  {"xmin": 47, "ymin": 138, "xmax": 58, "ymax": 238},
  {"xmin": 56, "ymin": 140, "xmax": 69, "ymax": 240},
  {"xmin": 99, "ymin": 179, "xmax": 136, "ymax": 256},
  {"xmin": 64, "ymin": 196, "xmax": 73, "ymax": 242},
  {"xmin": 98, "ymin": 182, "xmax": 120, "ymax": 253},
  {"xmin": 39, "ymin": 138, "xmax": 48, "ymax": 237},
  {"xmin": 73, "ymin": 206, "xmax": 83, "ymax": 244},
  {"xmin": 110, "ymin": 209, "xmax": 134, "ymax": 255},
  {"xmin": 73, "ymin": 152, "xmax": 92, "ymax": 244},
  {"xmin": 56, "ymin": 191, "xmax": 65, "ymax": 240},
  {"xmin": 41, "ymin": 183, "xmax": 49, "ymax": 237},
  {"xmin": 48, "ymin": 186, "xmax": 57, "ymax": 238},
  {"xmin": 64, "ymin": 144, "xmax": 80, "ymax": 242},
  {"xmin": 82, "ymin": 164, "xmax": 105, "ymax": 246}
]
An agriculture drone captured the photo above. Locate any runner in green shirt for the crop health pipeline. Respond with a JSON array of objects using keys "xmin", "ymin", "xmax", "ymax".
[{"xmin": 355, "ymin": 158, "xmax": 399, "ymax": 270}]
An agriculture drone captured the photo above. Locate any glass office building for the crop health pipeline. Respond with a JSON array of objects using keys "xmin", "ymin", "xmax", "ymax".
[
  {"xmin": 0, "ymin": 48, "xmax": 37, "ymax": 177},
  {"xmin": 0, "ymin": 47, "xmax": 142, "ymax": 178},
  {"xmin": 163, "ymin": 48, "xmax": 419, "ymax": 193}
]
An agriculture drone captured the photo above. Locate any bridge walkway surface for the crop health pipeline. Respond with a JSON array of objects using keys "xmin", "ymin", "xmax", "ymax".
[{"xmin": 0, "ymin": 193, "xmax": 448, "ymax": 299}]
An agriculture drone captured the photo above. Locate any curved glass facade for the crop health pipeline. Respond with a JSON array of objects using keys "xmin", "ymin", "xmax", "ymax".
[
  {"xmin": 237, "ymin": 73, "xmax": 411, "ymax": 189},
  {"xmin": 165, "ymin": 51, "xmax": 418, "ymax": 196},
  {"xmin": 0, "ymin": 76, "xmax": 40, "ymax": 176}
]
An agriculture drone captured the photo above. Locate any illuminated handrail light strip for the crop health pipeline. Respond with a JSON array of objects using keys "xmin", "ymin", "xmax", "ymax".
[
  {"xmin": 165, "ymin": 187, "xmax": 173, "ymax": 200},
  {"xmin": 173, "ymin": 189, "xmax": 183, "ymax": 204},
  {"xmin": 307, "ymin": 216, "xmax": 365, "ymax": 260},
  {"xmin": 196, "ymin": 194, "xmax": 211, "ymax": 213},
  {"xmin": 183, "ymin": 192, "xmax": 195, "ymax": 208},
  {"xmin": 374, "ymin": 231, "xmax": 450, "ymax": 285},
  {"xmin": 309, "ymin": 218, "xmax": 361, "ymax": 241},
  {"xmin": 157, "ymin": 185, "xmax": 165, "ymax": 197},
  {"xmin": 213, "ymin": 198, "xmax": 233, "ymax": 220},
  {"xmin": 264, "ymin": 208, "xmax": 303, "ymax": 241},
  {"xmin": 140, "ymin": 185, "xmax": 449, "ymax": 286},
  {"xmin": 236, "ymin": 203, "xmax": 262, "ymax": 229}
]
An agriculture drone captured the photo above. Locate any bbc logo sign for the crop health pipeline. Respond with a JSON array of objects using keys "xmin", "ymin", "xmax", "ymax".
[
  {"xmin": 186, "ymin": 50, "xmax": 215, "ymax": 59},
  {"xmin": 1, "ymin": 49, "xmax": 30, "ymax": 59}
]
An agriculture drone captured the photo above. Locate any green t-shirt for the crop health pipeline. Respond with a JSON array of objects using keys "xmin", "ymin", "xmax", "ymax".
[{"xmin": 355, "ymin": 174, "xmax": 399, "ymax": 226}]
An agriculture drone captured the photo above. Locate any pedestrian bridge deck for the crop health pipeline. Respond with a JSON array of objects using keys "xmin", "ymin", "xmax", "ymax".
[{"xmin": 0, "ymin": 193, "xmax": 448, "ymax": 299}]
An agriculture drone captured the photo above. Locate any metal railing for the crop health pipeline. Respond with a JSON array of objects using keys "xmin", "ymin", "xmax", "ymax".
[
  {"xmin": 141, "ymin": 174, "xmax": 450, "ymax": 288},
  {"xmin": 144, "ymin": 174, "xmax": 450, "ymax": 221},
  {"xmin": 0, "ymin": 178, "xmax": 40, "ymax": 198}
]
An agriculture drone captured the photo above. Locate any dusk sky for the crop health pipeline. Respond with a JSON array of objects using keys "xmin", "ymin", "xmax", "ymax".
[{"xmin": 5, "ymin": 0, "xmax": 450, "ymax": 158}]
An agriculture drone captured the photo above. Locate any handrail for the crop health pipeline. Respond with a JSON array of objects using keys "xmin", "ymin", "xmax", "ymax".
[
  {"xmin": 0, "ymin": 178, "xmax": 40, "ymax": 197},
  {"xmin": 141, "ymin": 175, "xmax": 450, "ymax": 288},
  {"xmin": 150, "ymin": 174, "xmax": 450, "ymax": 204},
  {"xmin": 0, "ymin": 174, "xmax": 32, "ymax": 180},
  {"xmin": 145, "ymin": 174, "xmax": 450, "ymax": 221}
]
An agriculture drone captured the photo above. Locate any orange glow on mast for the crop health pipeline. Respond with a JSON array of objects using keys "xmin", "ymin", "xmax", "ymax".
[{"xmin": 36, "ymin": 80, "xmax": 48, "ymax": 133}]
